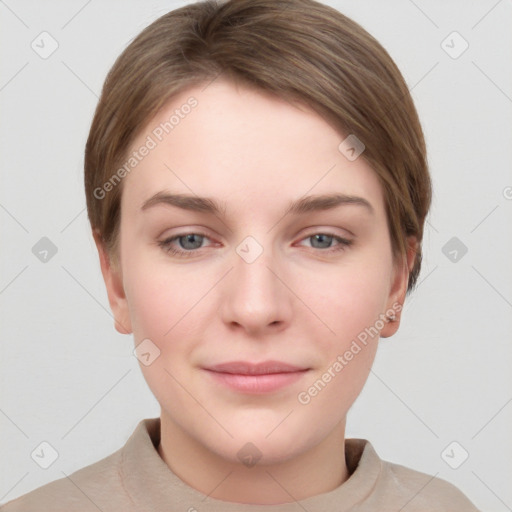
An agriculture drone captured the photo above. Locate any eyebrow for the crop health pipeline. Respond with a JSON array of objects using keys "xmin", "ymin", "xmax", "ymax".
[{"xmin": 141, "ymin": 191, "xmax": 374, "ymax": 217}]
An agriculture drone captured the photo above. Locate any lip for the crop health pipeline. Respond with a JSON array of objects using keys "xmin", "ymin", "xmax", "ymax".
[
  {"xmin": 203, "ymin": 360, "xmax": 310, "ymax": 394},
  {"xmin": 207, "ymin": 360, "xmax": 307, "ymax": 375}
]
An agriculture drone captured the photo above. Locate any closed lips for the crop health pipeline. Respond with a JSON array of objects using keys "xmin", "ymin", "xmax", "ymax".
[{"xmin": 205, "ymin": 361, "xmax": 309, "ymax": 375}]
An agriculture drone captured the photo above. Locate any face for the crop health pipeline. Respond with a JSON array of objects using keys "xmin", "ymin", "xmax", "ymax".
[{"xmin": 96, "ymin": 79, "xmax": 412, "ymax": 466}]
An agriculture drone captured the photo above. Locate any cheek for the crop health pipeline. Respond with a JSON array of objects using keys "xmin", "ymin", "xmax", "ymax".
[
  {"xmin": 123, "ymin": 264, "xmax": 198, "ymax": 407},
  {"xmin": 125, "ymin": 272, "xmax": 172, "ymax": 342},
  {"xmin": 120, "ymin": 239, "xmax": 171, "ymax": 338},
  {"xmin": 296, "ymin": 251, "xmax": 392, "ymax": 407},
  {"xmin": 297, "ymin": 268, "xmax": 388, "ymax": 413},
  {"xmin": 308, "ymin": 254, "xmax": 393, "ymax": 344},
  {"xmin": 126, "ymin": 274, "xmax": 204, "ymax": 352},
  {"xmin": 122, "ymin": 249, "xmax": 216, "ymax": 364}
]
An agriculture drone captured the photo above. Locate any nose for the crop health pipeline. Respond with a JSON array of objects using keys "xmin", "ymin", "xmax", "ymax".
[{"xmin": 219, "ymin": 238, "xmax": 292, "ymax": 337}]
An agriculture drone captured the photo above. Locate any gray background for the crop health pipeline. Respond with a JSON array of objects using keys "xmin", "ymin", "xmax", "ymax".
[{"xmin": 1, "ymin": 0, "xmax": 511, "ymax": 509}]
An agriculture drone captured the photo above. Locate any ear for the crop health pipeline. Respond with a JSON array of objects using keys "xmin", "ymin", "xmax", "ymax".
[
  {"xmin": 92, "ymin": 230, "xmax": 132, "ymax": 335},
  {"xmin": 380, "ymin": 236, "xmax": 417, "ymax": 338}
]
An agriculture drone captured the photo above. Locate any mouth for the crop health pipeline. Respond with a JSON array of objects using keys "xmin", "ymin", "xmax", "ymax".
[{"xmin": 202, "ymin": 360, "xmax": 310, "ymax": 394}]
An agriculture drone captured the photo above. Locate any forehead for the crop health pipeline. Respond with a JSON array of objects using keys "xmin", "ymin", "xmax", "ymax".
[{"xmin": 121, "ymin": 79, "xmax": 385, "ymax": 219}]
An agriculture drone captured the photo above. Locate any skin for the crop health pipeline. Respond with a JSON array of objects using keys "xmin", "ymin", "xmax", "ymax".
[{"xmin": 94, "ymin": 78, "xmax": 416, "ymax": 504}]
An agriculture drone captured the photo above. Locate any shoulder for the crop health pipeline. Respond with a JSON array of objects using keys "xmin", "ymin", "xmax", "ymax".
[
  {"xmin": 379, "ymin": 457, "xmax": 481, "ymax": 511},
  {"xmin": 0, "ymin": 447, "xmax": 127, "ymax": 512}
]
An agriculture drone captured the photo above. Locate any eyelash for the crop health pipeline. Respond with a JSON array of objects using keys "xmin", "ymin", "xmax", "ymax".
[{"xmin": 157, "ymin": 231, "xmax": 353, "ymax": 258}]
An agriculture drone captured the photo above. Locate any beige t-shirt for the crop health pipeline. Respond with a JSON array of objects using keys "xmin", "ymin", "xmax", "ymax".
[{"xmin": 1, "ymin": 417, "xmax": 480, "ymax": 511}]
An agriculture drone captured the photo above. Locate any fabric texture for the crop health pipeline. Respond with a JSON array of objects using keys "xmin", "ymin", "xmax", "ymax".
[{"xmin": 1, "ymin": 417, "xmax": 480, "ymax": 511}]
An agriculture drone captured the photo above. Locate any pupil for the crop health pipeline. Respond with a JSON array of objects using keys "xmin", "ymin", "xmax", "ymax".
[
  {"xmin": 313, "ymin": 234, "xmax": 331, "ymax": 248},
  {"xmin": 182, "ymin": 234, "xmax": 202, "ymax": 249}
]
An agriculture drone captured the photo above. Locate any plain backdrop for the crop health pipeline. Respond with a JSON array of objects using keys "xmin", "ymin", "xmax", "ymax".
[{"xmin": 1, "ymin": 1, "xmax": 511, "ymax": 510}]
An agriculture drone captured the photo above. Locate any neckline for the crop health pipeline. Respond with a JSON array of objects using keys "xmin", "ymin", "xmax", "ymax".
[{"xmin": 120, "ymin": 417, "xmax": 382, "ymax": 511}]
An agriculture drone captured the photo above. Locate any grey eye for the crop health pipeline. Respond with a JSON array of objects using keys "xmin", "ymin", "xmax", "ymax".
[
  {"xmin": 178, "ymin": 234, "xmax": 205, "ymax": 250},
  {"xmin": 309, "ymin": 234, "xmax": 334, "ymax": 249}
]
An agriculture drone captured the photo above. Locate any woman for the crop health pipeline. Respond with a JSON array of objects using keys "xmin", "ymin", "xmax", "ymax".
[{"xmin": 1, "ymin": 0, "xmax": 480, "ymax": 510}]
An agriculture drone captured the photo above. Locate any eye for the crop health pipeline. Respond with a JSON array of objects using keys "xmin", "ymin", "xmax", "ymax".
[
  {"xmin": 157, "ymin": 231, "xmax": 353, "ymax": 258},
  {"xmin": 297, "ymin": 232, "xmax": 353, "ymax": 253},
  {"xmin": 157, "ymin": 232, "xmax": 213, "ymax": 258}
]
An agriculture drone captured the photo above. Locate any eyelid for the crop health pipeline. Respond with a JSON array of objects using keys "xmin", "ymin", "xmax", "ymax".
[
  {"xmin": 157, "ymin": 230, "xmax": 216, "ymax": 257},
  {"xmin": 299, "ymin": 225, "xmax": 354, "ymax": 237},
  {"xmin": 159, "ymin": 230, "xmax": 216, "ymax": 246},
  {"xmin": 294, "ymin": 232, "xmax": 353, "ymax": 250},
  {"xmin": 157, "ymin": 226, "xmax": 216, "ymax": 243}
]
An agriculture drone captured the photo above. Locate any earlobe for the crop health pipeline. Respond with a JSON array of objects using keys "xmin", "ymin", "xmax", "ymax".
[
  {"xmin": 92, "ymin": 230, "xmax": 133, "ymax": 335},
  {"xmin": 380, "ymin": 237, "xmax": 417, "ymax": 338}
]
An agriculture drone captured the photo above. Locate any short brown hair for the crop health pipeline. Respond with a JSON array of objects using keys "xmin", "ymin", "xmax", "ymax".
[{"xmin": 84, "ymin": 0, "xmax": 431, "ymax": 292}]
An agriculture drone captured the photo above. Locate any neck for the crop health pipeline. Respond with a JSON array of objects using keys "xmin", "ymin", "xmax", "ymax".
[{"xmin": 157, "ymin": 414, "xmax": 349, "ymax": 505}]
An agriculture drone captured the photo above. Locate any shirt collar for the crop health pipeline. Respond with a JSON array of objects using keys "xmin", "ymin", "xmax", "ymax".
[{"xmin": 121, "ymin": 417, "xmax": 383, "ymax": 511}]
